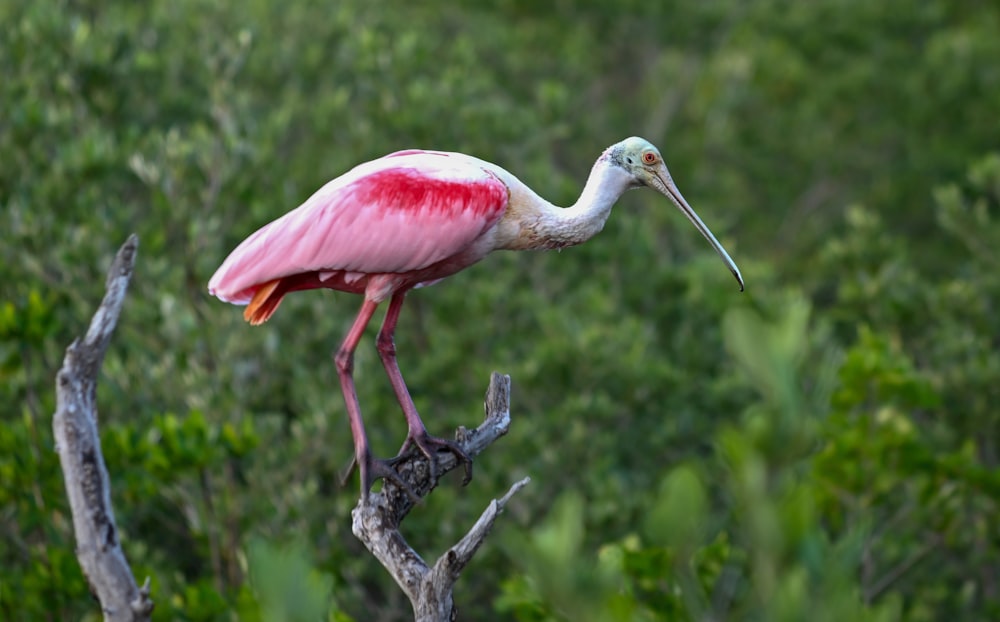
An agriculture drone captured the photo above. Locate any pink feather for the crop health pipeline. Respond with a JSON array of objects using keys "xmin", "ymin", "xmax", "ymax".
[{"xmin": 208, "ymin": 150, "xmax": 510, "ymax": 311}]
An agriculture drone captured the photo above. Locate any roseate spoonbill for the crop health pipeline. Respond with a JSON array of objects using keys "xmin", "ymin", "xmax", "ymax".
[{"xmin": 209, "ymin": 136, "xmax": 743, "ymax": 500}]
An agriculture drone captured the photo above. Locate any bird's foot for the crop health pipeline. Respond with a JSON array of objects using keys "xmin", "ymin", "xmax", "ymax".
[
  {"xmin": 341, "ymin": 451, "xmax": 421, "ymax": 504},
  {"xmin": 398, "ymin": 429, "xmax": 473, "ymax": 486}
]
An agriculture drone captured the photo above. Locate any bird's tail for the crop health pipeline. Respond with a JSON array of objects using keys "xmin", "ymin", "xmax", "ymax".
[{"xmin": 244, "ymin": 279, "xmax": 284, "ymax": 325}]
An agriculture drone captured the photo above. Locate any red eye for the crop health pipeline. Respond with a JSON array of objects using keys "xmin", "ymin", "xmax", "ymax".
[{"xmin": 642, "ymin": 152, "xmax": 657, "ymax": 164}]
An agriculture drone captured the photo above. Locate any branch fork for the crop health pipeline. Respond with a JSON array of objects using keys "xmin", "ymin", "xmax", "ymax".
[
  {"xmin": 54, "ymin": 236, "xmax": 528, "ymax": 621},
  {"xmin": 352, "ymin": 372, "xmax": 529, "ymax": 621}
]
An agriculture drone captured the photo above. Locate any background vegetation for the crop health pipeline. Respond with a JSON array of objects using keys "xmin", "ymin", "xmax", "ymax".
[{"xmin": 2, "ymin": 0, "xmax": 998, "ymax": 619}]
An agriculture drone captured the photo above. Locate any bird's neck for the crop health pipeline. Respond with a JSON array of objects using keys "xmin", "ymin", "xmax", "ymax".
[{"xmin": 527, "ymin": 157, "xmax": 633, "ymax": 249}]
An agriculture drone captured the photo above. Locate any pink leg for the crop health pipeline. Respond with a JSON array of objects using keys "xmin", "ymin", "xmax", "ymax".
[
  {"xmin": 335, "ymin": 299, "xmax": 417, "ymax": 501},
  {"xmin": 376, "ymin": 292, "xmax": 472, "ymax": 484}
]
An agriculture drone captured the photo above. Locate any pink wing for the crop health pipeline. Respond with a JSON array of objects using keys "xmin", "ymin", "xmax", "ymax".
[{"xmin": 208, "ymin": 151, "xmax": 510, "ymax": 304}]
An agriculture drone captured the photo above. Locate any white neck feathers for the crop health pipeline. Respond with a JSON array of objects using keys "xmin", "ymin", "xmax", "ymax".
[{"xmin": 529, "ymin": 157, "xmax": 633, "ymax": 248}]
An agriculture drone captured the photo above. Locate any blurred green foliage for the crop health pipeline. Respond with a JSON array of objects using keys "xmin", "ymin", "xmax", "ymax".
[{"xmin": 2, "ymin": 0, "xmax": 998, "ymax": 619}]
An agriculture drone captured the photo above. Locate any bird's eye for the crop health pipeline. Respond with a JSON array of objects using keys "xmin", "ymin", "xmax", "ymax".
[{"xmin": 642, "ymin": 152, "xmax": 657, "ymax": 165}]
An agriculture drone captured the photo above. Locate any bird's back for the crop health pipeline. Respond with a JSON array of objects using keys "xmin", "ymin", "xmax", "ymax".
[{"xmin": 208, "ymin": 150, "xmax": 510, "ymax": 305}]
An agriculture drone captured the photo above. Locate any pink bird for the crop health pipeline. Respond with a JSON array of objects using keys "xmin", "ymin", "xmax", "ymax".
[{"xmin": 209, "ymin": 136, "xmax": 743, "ymax": 500}]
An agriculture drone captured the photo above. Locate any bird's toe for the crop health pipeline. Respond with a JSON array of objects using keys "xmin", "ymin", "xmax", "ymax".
[
  {"xmin": 355, "ymin": 451, "xmax": 421, "ymax": 504},
  {"xmin": 404, "ymin": 432, "xmax": 473, "ymax": 486}
]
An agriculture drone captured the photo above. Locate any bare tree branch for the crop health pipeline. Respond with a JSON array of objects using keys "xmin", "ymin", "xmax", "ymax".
[
  {"xmin": 352, "ymin": 372, "xmax": 528, "ymax": 621},
  {"xmin": 53, "ymin": 235, "xmax": 153, "ymax": 621},
  {"xmin": 53, "ymin": 235, "xmax": 526, "ymax": 621}
]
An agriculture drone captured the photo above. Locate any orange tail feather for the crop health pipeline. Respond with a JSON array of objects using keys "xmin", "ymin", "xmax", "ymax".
[{"xmin": 244, "ymin": 279, "xmax": 284, "ymax": 325}]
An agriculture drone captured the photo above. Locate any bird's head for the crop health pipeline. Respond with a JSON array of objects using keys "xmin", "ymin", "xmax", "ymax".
[{"xmin": 610, "ymin": 136, "xmax": 744, "ymax": 291}]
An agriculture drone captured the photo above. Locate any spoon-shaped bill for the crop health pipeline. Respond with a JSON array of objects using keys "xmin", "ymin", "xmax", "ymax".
[{"xmin": 657, "ymin": 176, "xmax": 744, "ymax": 291}]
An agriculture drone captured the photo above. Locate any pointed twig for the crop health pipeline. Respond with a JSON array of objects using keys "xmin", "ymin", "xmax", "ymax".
[
  {"xmin": 422, "ymin": 476, "xmax": 530, "ymax": 610},
  {"xmin": 53, "ymin": 235, "xmax": 154, "ymax": 621},
  {"xmin": 351, "ymin": 372, "xmax": 528, "ymax": 621}
]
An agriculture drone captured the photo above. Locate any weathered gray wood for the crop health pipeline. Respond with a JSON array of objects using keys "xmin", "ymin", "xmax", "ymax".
[
  {"xmin": 53, "ymin": 235, "xmax": 153, "ymax": 621},
  {"xmin": 351, "ymin": 372, "xmax": 529, "ymax": 621},
  {"xmin": 53, "ymin": 234, "xmax": 524, "ymax": 620}
]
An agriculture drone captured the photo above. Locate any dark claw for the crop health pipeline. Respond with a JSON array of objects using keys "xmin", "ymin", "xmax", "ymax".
[
  {"xmin": 345, "ymin": 451, "xmax": 421, "ymax": 504},
  {"xmin": 399, "ymin": 431, "xmax": 473, "ymax": 486},
  {"xmin": 344, "ymin": 432, "xmax": 473, "ymax": 504}
]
